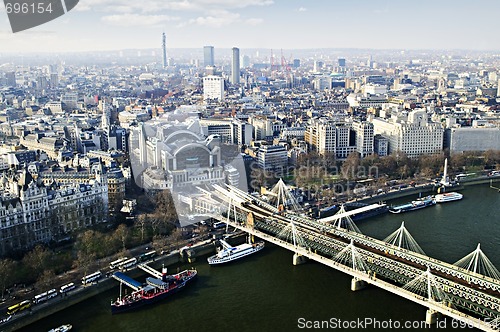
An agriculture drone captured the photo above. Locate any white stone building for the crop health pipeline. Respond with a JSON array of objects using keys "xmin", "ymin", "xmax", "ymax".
[
  {"xmin": 372, "ymin": 109, "xmax": 444, "ymax": 158},
  {"xmin": 203, "ymin": 75, "xmax": 225, "ymax": 101},
  {"xmin": 305, "ymin": 118, "xmax": 374, "ymax": 159},
  {"xmin": 0, "ymin": 169, "xmax": 108, "ymax": 255},
  {"xmin": 257, "ymin": 145, "xmax": 288, "ymax": 170}
]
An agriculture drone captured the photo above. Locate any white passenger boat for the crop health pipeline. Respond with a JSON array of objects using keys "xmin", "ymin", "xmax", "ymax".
[
  {"xmin": 208, "ymin": 238, "xmax": 264, "ymax": 265},
  {"xmin": 434, "ymin": 192, "xmax": 463, "ymax": 203},
  {"xmin": 48, "ymin": 324, "xmax": 72, "ymax": 332}
]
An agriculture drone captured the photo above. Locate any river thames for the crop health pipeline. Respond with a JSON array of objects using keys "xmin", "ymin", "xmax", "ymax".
[{"xmin": 21, "ymin": 184, "xmax": 500, "ymax": 331}]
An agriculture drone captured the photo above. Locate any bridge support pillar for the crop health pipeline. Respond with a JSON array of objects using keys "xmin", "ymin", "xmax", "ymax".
[
  {"xmin": 350, "ymin": 278, "xmax": 366, "ymax": 291},
  {"xmin": 425, "ymin": 309, "xmax": 440, "ymax": 325},
  {"xmin": 293, "ymin": 253, "xmax": 308, "ymax": 265}
]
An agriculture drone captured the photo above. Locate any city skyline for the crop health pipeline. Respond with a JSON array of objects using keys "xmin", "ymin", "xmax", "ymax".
[{"xmin": 1, "ymin": 0, "xmax": 500, "ymax": 53}]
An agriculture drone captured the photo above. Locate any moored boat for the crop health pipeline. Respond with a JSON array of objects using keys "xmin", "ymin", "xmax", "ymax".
[
  {"xmin": 48, "ymin": 324, "xmax": 72, "ymax": 332},
  {"xmin": 434, "ymin": 192, "xmax": 463, "ymax": 203},
  {"xmin": 389, "ymin": 196, "xmax": 436, "ymax": 214},
  {"xmin": 111, "ymin": 267, "xmax": 197, "ymax": 314},
  {"xmin": 208, "ymin": 238, "xmax": 264, "ymax": 265}
]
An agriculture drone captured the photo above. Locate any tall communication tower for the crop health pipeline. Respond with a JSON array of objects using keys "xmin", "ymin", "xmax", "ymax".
[{"xmin": 162, "ymin": 32, "xmax": 167, "ymax": 68}]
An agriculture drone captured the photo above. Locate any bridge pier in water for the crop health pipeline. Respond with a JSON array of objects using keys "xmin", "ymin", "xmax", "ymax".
[
  {"xmin": 350, "ymin": 278, "xmax": 367, "ymax": 291},
  {"xmin": 213, "ymin": 184, "xmax": 500, "ymax": 332},
  {"xmin": 293, "ymin": 253, "xmax": 308, "ymax": 265},
  {"xmin": 425, "ymin": 309, "xmax": 441, "ymax": 325}
]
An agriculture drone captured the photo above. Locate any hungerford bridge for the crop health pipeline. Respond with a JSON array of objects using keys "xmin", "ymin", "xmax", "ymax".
[{"xmin": 203, "ymin": 181, "xmax": 500, "ymax": 331}]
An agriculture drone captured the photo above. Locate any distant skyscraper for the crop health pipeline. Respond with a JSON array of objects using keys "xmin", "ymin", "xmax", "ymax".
[
  {"xmin": 313, "ymin": 61, "xmax": 323, "ymax": 72},
  {"xmin": 338, "ymin": 58, "xmax": 346, "ymax": 67},
  {"xmin": 242, "ymin": 55, "xmax": 250, "ymax": 68},
  {"xmin": 367, "ymin": 55, "xmax": 373, "ymax": 68},
  {"xmin": 162, "ymin": 32, "xmax": 167, "ymax": 68},
  {"xmin": 497, "ymin": 79, "xmax": 500, "ymax": 97},
  {"xmin": 5, "ymin": 71, "xmax": 16, "ymax": 87},
  {"xmin": 231, "ymin": 47, "xmax": 240, "ymax": 84},
  {"xmin": 50, "ymin": 73, "xmax": 58, "ymax": 88},
  {"xmin": 204, "ymin": 46, "xmax": 214, "ymax": 67},
  {"xmin": 293, "ymin": 59, "xmax": 300, "ymax": 68}
]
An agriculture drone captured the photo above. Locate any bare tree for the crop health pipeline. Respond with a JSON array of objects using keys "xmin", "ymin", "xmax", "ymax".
[
  {"xmin": 341, "ymin": 152, "xmax": 361, "ymax": 180},
  {"xmin": 22, "ymin": 245, "xmax": 51, "ymax": 279},
  {"xmin": 152, "ymin": 234, "xmax": 168, "ymax": 252},
  {"xmin": 0, "ymin": 259, "xmax": 15, "ymax": 299},
  {"xmin": 36, "ymin": 270, "xmax": 56, "ymax": 293},
  {"xmin": 136, "ymin": 214, "xmax": 149, "ymax": 243},
  {"xmin": 114, "ymin": 224, "xmax": 129, "ymax": 252},
  {"xmin": 167, "ymin": 228, "xmax": 184, "ymax": 249},
  {"xmin": 484, "ymin": 149, "xmax": 500, "ymax": 167},
  {"xmin": 75, "ymin": 230, "xmax": 99, "ymax": 280}
]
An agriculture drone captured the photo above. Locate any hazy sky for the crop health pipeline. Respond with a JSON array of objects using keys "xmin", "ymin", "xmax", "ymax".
[{"xmin": 1, "ymin": 0, "xmax": 499, "ymax": 53}]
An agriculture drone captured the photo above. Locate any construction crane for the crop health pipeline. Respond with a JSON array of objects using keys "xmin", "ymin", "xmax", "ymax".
[{"xmin": 270, "ymin": 48, "xmax": 275, "ymax": 71}]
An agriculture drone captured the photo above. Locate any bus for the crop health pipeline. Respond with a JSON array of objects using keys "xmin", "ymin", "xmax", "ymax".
[
  {"xmin": 137, "ymin": 250, "xmax": 156, "ymax": 262},
  {"xmin": 110, "ymin": 257, "xmax": 129, "ymax": 269},
  {"xmin": 60, "ymin": 282, "xmax": 76, "ymax": 294},
  {"xmin": 119, "ymin": 258, "xmax": 137, "ymax": 270},
  {"xmin": 213, "ymin": 221, "xmax": 226, "ymax": 229},
  {"xmin": 7, "ymin": 300, "xmax": 31, "ymax": 315},
  {"xmin": 82, "ymin": 271, "xmax": 102, "ymax": 285},
  {"xmin": 33, "ymin": 289, "xmax": 57, "ymax": 304}
]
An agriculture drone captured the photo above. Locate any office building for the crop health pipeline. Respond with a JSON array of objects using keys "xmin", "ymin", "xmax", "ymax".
[
  {"xmin": 352, "ymin": 120, "xmax": 374, "ymax": 158},
  {"xmin": 372, "ymin": 109, "xmax": 444, "ymax": 158},
  {"xmin": 305, "ymin": 118, "xmax": 374, "ymax": 159},
  {"xmin": 313, "ymin": 61, "xmax": 323, "ymax": 73},
  {"xmin": 204, "ymin": 46, "xmax": 214, "ymax": 67},
  {"xmin": 231, "ymin": 47, "xmax": 240, "ymax": 84},
  {"xmin": 249, "ymin": 116, "xmax": 286, "ymax": 141},
  {"xmin": 50, "ymin": 73, "xmax": 58, "ymax": 88},
  {"xmin": 373, "ymin": 134, "xmax": 388, "ymax": 157},
  {"xmin": 199, "ymin": 118, "xmax": 252, "ymax": 146},
  {"xmin": 242, "ymin": 55, "xmax": 250, "ymax": 68},
  {"xmin": 62, "ymin": 92, "xmax": 78, "ymax": 110},
  {"xmin": 257, "ymin": 145, "xmax": 288, "ymax": 170},
  {"xmin": 313, "ymin": 76, "xmax": 332, "ymax": 90},
  {"xmin": 203, "ymin": 75, "xmax": 224, "ymax": 101},
  {"xmin": 5, "ymin": 72, "xmax": 16, "ymax": 87}
]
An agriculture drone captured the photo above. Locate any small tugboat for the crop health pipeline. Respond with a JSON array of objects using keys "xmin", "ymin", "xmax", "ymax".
[
  {"xmin": 208, "ymin": 237, "xmax": 264, "ymax": 265},
  {"xmin": 389, "ymin": 195, "xmax": 436, "ymax": 214},
  {"xmin": 111, "ymin": 266, "xmax": 197, "ymax": 314}
]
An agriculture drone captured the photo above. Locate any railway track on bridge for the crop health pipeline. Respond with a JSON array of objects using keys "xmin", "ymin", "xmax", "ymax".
[{"xmin": 208, "ymin": 184, "xmax": 500, "ymax": 331}]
